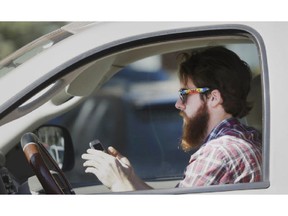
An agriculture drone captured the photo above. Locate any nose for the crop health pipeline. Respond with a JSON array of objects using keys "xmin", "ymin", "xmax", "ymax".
[{"xmin": 175, "ymin": 98, "xmax": 185, "ymax": 110}]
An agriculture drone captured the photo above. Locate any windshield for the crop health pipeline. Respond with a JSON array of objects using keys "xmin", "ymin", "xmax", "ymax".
[{"xmin": 0, "ymin": 28, "xmax": 72, "ymax": 78}]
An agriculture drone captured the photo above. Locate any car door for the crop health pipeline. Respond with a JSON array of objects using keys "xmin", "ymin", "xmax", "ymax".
[{"xmin": 0, "ymin": 22, "xmax": 269, "ymax": 194}]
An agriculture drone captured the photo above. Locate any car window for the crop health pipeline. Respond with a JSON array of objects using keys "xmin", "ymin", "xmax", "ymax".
[
  {"xmin": 42, "ymin": 26, "xmax": 269, "ymax": 193},
  {"xmin": 54, "ymin": 55, "xmax": 191, "ymax": 185}
]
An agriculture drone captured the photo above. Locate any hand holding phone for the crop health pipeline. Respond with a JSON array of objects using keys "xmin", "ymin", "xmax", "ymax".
[{"xmin": 89, "ymin": 139, "xmax": 105, "ymax": 151}]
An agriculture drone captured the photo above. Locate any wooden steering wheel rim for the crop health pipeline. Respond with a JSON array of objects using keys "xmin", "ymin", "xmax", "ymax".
[{"xmin": 21, "ymin": 133, "xmax": 74, "ymax": 194}]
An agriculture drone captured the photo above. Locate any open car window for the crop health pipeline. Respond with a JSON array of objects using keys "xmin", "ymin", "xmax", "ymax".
[
  {"xmin": 3, "ymin": 23, "xmax": 269, "ymax": 194},
  {"xmin": 44, "ymin": 26, "xmax": 268, "ymax": 194}
]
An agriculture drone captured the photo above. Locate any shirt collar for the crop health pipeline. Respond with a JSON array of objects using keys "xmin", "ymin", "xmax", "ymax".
[
  {"xmin": 203, "ymin": 117, "xmax": 262, "ymax": 147},
  {"xmin": 205, "ymin": 118, "xmax": 242, "ymax": 143}
]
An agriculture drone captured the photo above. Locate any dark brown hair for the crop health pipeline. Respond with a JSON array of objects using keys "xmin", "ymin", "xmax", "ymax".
[{"xmin": 178, "ymin": 46, "xmax": 252, "ymax": 118}]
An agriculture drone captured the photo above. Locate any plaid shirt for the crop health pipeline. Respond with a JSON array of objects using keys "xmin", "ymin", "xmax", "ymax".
[{"xmin": 177, "ymin": 118, "xmax": 262, "ymax": 187}]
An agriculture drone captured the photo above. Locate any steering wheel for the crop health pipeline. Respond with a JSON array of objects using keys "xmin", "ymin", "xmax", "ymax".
[{"xmin": 21, "ymin": 132, "xmax": 75, "ymax": 194}]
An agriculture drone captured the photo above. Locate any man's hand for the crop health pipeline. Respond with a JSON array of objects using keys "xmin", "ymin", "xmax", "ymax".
[{"xmin": 81, "ymin": 146, "xmax": 135, "ymax": 191}]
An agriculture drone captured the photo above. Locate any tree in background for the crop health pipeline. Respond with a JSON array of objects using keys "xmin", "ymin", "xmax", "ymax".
[{"xmin": 0, "ymin": 22, "xmax": 66, "ymax": 60}]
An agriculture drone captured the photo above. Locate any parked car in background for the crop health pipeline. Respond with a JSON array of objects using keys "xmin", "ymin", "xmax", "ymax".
[{"xmin": 0, "ymin": 22, "xmax": 286, "ymax": 195}]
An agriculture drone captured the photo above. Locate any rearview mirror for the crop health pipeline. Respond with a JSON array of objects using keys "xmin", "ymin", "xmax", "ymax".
[{"xmin": 34, "ymin": 125, "xmax": 74, "ymax": 172}]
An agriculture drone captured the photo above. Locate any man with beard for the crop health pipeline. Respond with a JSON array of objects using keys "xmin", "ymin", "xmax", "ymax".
[{"xmin": 81, "ymin": 46, "xmax": 262, "ymax": 191}]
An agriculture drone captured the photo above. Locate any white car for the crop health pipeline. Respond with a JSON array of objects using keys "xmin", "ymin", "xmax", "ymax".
[{"xmin": 0, "ymin": 22, "xmax": 285, "ymax": 194}]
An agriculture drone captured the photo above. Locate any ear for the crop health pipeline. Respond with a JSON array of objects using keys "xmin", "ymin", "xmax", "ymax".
[{"xmin": 208, "ymin": 89, "xmax": 223, "ymax": 108}]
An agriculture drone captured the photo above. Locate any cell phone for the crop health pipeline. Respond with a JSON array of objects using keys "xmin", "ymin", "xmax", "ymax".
[{"xmin": 89, "ymin": 139, "xmax": 105, "ymax": 151}]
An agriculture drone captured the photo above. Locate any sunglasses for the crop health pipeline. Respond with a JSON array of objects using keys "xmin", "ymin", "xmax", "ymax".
[{"xmin": 178, "ymin": 87, "xmax": 210, "ymax": 103}]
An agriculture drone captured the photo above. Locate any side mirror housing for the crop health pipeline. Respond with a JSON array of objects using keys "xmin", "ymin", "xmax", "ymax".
[{"xmin": 34, "ymin": 125, "xmax": 74, "ymax": 172}]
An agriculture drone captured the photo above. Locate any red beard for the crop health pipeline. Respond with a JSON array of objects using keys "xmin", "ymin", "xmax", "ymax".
[{"xmin": 180, "ymin": 102, "xmax": 209, "ymax": 152}]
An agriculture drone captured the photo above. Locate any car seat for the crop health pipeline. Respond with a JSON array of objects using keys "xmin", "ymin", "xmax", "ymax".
[{"xmin": 245, "ymin": 74, "xmax": 262, "ymax": 132}]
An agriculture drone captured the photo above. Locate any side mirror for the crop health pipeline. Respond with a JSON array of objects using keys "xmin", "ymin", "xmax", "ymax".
[{"xmin": 34, "ymin": 125, "xmax": 74, "ymax": 172}]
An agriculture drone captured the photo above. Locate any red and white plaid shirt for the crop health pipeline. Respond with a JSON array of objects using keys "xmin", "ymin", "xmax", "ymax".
[{"xmin": 177, "ymin": 118, "xmax": 262, "ymax": 187}]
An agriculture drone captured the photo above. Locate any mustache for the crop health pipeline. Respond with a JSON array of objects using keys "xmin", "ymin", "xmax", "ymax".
[{"xmin": 179, "ymin": 110, "xmax": 188, "ymax": 119}]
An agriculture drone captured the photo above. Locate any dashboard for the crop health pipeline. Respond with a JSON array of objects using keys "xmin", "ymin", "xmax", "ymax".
[{"xmin": 0, "ymin": 167, "xmax": 19, "ymax": 194}]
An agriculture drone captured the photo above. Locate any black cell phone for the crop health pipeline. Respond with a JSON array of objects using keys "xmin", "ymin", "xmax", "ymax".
[{"xmin": 89, "ymin": 139, "xmax": 105, "ymax": 151}]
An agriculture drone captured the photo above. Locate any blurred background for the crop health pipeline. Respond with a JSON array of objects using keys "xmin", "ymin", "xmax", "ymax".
[{"xmin": 0, "ymin": 22, "xmax": 66, "ymax": 60}]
